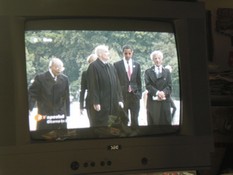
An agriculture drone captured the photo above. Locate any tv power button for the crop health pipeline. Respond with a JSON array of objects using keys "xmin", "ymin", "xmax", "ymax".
[{"xmin": 70, "ymin": 161, "xmax": 79, "ymax": 170}]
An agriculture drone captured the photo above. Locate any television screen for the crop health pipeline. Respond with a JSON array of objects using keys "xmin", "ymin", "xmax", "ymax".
[{"xmin": 25, "ymin": 19, "xmax": 181, "ymax": 140}]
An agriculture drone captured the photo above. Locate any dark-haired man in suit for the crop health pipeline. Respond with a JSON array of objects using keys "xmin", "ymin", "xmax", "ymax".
[
  {"xmin": 114, "ymin": 45, "xmax": 142, "ymax": 126},
  {"xmin": 28, "ymin": 57, "xmax": 70, "ymax": 130}
]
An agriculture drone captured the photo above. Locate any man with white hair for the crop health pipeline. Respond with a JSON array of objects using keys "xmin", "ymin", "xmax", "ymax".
[
  {"xmin": 87, "ymin": 45, "xmax": 124, "ymax": 127},
  {"xmin": 28, "ymin": 57, "xmax": 70, "ymax": 130},
  {"xmin": 144, "ymin": 50, "xmax": 172, "ymax": 125}
]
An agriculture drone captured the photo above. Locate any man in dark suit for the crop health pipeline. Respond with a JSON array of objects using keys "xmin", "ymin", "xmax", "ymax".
[
  {"xmin": 87, "ymin": 45, "xmax": 124, "ymax": 127},
  {"xmin": 114, "ymin": 45, "xmax": 142, "ymax": 126},
  {"xmin": 144, "ymin": 50, "xmax": 172, "ymax": 125},
  {"xmin": 28, "ymin": 58, "xmax": 70, "ymax": 130}
]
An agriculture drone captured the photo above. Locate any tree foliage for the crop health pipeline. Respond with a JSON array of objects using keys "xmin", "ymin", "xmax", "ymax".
[{"xmin": 25, "ymin": 30, "xmax": 180, "ymax": 99}]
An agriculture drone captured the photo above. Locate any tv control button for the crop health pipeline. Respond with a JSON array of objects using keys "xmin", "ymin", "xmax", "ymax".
[
  {"xmin": 107, "ymin": 160, "xmax": 112, "ymax": 166},
  {"xmin": 141, "ymin": 157, "xmax": 148, "ymax": 165},
  {"xmin": 100, "ymin": 161, "xmax": 105, "ymax": 166},
  {"xmin": 83, "ymin": 162, "xmax": 88, "ymax": 167},
  {"xmin": 90, "ymin": 161, "xmax": 95, "ymax": 167},
  {"xmin": 70, "ymin": 161, "xmax": 79, "ymax": 170}
]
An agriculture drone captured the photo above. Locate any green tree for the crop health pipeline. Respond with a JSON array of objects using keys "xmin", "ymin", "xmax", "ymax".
[{"xmin": 25, "ymin": 30, "xmax": 180, "ymax": 99}]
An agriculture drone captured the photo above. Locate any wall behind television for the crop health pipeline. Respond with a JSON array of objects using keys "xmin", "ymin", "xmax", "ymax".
[{"xmin": 201, "ymin": 0, "xmax": 233, "ymax": 70}]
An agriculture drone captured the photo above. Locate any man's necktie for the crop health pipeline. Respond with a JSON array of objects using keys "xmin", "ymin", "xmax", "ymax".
[
  {"xmin": 127, "ymin": 61, "xmax": 131, "ymax": 80},
  {"xmin": 157, "ymin": 67, "xmax": 161, "ymax": 78},
  {"xmin": 127, "ymin": 61, "xmax": 132, "ymax": 92}
]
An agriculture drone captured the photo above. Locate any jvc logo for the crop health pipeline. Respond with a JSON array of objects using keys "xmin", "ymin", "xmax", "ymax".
[{"xmin": 107, "ymin": 145, "xmax": 122, "ymax": 151}]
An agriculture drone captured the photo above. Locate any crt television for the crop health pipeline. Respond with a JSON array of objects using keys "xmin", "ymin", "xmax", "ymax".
[{"xmin": 0, "ymin": 0, "xmax": 213, "ymax": 174}]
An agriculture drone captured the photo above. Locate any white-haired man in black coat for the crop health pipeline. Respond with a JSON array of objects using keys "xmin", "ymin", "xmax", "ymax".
[{"xmin": 28, "ymin": 57, "xmax": 70, "ymax": 130}]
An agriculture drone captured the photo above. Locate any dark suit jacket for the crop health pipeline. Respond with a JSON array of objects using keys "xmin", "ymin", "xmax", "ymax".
[
  {"xmin": 87, "ymin": 58, "xmax": 123, "ymax": 115},
  {"xmin": 28, "ymin": 71, "xmax": 70, "ymax": 116},
  {"xmin": 145, "ymin": 66, "xmax": 172, "ymax": 101},
  {"xmin": 144, "ymin": 66, "xmax": 172, "ymax": 124},
  {"xmin": 114, "ymin": 60, "xmax": 142, "ymax": 100},
  {"xmin": 80, "ymin": 70, "xmax": 88, "ymax": 110}
]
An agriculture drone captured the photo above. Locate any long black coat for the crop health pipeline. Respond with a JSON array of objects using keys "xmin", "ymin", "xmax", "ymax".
[
  {"xmin": 28, "ymin": 71, "xmax": 70, "ymax": 116},
  {"xmin": 87, "ymin": 58, "xmax": 123, "ymax": 126},
  {"xmin": 144, "ymin": 66, "xmax": 172, "ymax": 125}
]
